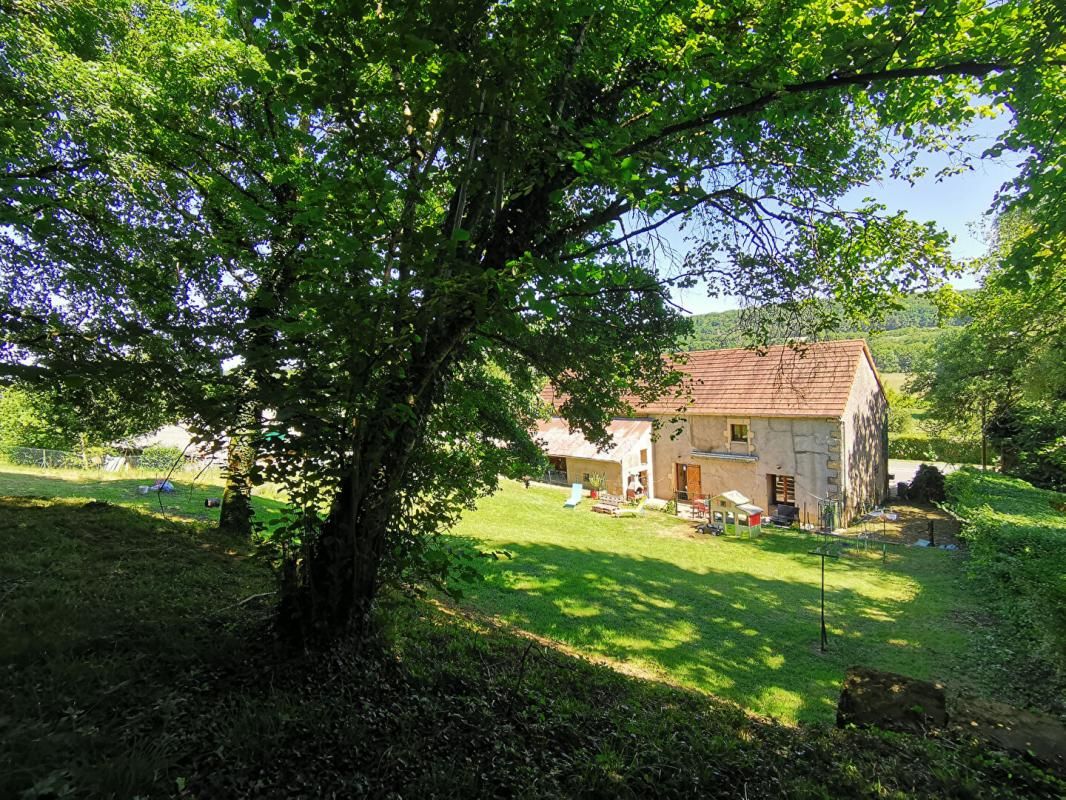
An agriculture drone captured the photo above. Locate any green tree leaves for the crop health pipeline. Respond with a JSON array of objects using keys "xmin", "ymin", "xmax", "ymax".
[
  {"xmin": 3, "ymin": 0, "xmax": 1064, "ymax": 637},
  {"xmin": 911, "ymin": 212, "xmax": 1066, "ymax": 487}
]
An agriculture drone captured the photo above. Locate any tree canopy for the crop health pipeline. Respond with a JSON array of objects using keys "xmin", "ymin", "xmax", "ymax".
[
  {"xmin": 911, "ymin": 212, "xmax": 1066, "ymax": 488},
  {"xmin": 2, "ymin": 0, "xmax": 1064, "ymax": 640}
]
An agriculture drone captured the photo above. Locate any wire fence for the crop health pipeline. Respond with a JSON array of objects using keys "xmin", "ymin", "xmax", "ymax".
[
  {"xmin": 537, "ymin": 469, "xmax": 570, "ymax": 487},
  {"xmin": 0, "ymin": 445, "xmax": 222, "ymax": 476}
]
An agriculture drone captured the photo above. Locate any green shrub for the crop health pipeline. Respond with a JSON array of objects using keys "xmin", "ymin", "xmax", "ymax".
[
  {"xmin": 889, "ymin": 434, "xmax": 987, "ymax": 464},
  {"xmin": 907, "ymin": 464, "xmax": 946, "ymax": 503},
  {"xmin": 946, "ymin": 469, "xmax": 1066, "ymax": 679},
  {"xmin": 137, "ymin": 445, "xmax": 185, "ymax": 471}
]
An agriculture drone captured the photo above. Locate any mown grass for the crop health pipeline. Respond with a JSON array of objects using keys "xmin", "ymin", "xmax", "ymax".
[
  {"xmin": 0, "ymin": 463, "xmax": 285, "ymax": 526},
  {"xmin": 0, "ymin": 494, "xmax": 1061, "ymax": 798},
  {"xmin": 880, "ymin": 372, "xmax": 912, "ymax": 392},
  {"xmin": 449, "ymin": 481, "xmax": 988, "ymax": 724},
  {"xmin": 0, "ymin": 496, "xmax": 273, "ymax": 798}
]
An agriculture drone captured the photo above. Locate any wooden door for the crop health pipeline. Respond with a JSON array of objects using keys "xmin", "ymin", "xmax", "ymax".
[{"xmin": 686, "ymin": 464, "xmax": 702, "ymax": 499}]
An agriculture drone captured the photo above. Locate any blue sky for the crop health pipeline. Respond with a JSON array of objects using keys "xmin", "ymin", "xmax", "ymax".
[{"xmin": 672, "ymin": 115, "xmax": 1021, "ymax": 316}]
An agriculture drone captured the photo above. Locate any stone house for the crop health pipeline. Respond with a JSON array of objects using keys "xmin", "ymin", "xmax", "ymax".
[{"xmin": 537, "ymin": 340, "xmax": 888, "ymax": 522}]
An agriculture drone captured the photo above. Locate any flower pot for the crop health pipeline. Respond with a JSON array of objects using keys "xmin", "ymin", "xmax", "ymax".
[{"xmin": 590, "ymin": 489, "xmax": 598, "ymax": 499}]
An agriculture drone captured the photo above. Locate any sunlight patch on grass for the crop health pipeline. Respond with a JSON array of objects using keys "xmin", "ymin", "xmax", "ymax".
[
  {"xmin": 554, "ymin": 598, "xmax": 601, "ymax": 618},
  {"xmin": 505, "ymin": 574, "xmax": 562, "ymax": 593},
  {"xmin": 859, "ymin": 607, "xmax": 897, "ymax": 622},
  {"xmin": 761, "ymin": 651, "xmax": 786, "ymax": 670},
  {"xmin": 0, "ymin": 466, "xmax": 285, "ymax": 527},
  {"xmin": 754, "ymin": 686, "xmax": 804, "ymax": 721},
  {"xmin": 449, "ymin": 480, "xmax": 987, "ymax": 724}
]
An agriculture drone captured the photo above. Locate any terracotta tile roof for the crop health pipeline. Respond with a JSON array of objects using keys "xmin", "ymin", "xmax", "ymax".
[
  {"xmin": 536, "ymin": 417, "xmax": 651, "ymax": 462},
  {"xmin": 540, "ymin": 340, "xmax": 879, "ymax": 419}
]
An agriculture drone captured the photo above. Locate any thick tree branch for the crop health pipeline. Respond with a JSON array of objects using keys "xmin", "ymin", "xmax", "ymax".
[{"xmin": 617, "ymin": 60, "xmax": 1040, "ymax": 158}]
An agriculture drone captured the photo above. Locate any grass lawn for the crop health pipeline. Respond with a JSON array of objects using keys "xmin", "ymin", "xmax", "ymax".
[
  {"xmin": 880, "ymin": 372, "xmax": 911, "ymax": 392},
  {"xmin": 2, "ymin": 492, "xmax": 1061, "ymax": 798},
  {"xmin": 450, "ymin": 481, "xmax": 985, "ymax": 724},
  {"xmin": 0, "ymin": 463, "xmax": 285, "ymax": 527}
]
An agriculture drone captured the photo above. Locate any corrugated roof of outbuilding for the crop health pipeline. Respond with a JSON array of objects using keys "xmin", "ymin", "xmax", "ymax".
[{"xmin": 536, "ymin": 417, "xmax": 651, "ymax": 462}]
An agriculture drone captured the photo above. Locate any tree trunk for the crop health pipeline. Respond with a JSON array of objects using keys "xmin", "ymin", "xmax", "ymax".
[
  {"xmin": 278, "ymin": 404, "xmax": 427, "ymax": 647},
  {"xmin": 79, "ymin": 432, "xmax": 90, "ymax": 469},
  {"xmin": 276, "ymin": 318, "xmax": 470, "ymax": 647},
  {"xmin": 278, "ymin": 461, "xmax": 392, "ymax": 645},
  {"xmin": 981, "ymin": 400, "xmax": 988, "ymax": 472},
  {"xmin": 219, "ymin": 405, "xmax": 259, "ymax": 536}
]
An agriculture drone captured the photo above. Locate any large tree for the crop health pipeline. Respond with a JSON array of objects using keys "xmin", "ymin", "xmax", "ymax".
[
  {"xmin": 3, "ymin": 0, "xmax": 1064, "ymax": 642},
  {"xmin": 911, "ymin": 212, "xmax": 1066, "ymax": 486}
]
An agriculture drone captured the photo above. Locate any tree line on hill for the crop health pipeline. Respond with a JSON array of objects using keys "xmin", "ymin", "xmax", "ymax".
[
  {"xmin": 910, "ymin": 213, "xmax": 1066, "ymax": 491},
  {"xmin": 683, "ymin": 292, "xmax": 973, "ymax": 373}
]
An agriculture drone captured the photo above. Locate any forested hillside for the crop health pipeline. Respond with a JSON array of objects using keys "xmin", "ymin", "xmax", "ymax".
[{"xmin": 684, "ymin": 292, "xmax": 971, "ymax": 372}]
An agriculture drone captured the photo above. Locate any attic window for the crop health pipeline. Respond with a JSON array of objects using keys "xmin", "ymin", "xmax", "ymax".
[{"xmin": 730, "ymin": 423, "xmax": 749, "ymax": 443}]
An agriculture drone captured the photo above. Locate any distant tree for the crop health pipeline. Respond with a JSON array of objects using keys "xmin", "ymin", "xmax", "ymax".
[
  {"xmin": 884, "ymin": 385, "xmax": 918, "ymax": 434},
  {"xmin": 3, "ymin": 0, "xmax": 1064, "ymax": 644},
  {"xmin": 0, "ymin": 383, "xmax": 168, "ymax": 458},
  {"xmin": 0, "ymin": 387, "xmax": 73, "ymax": 450},
  {"xmin": 683, "ymin": 292, "xmax": 971, "ymax": 371}
]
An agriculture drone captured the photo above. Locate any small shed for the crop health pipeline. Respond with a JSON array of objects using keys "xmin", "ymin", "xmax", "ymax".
[
  {"xmin": 535, "ymin": 417, "xmax": 653, "ymax": 495},
  {"xmin": 710, "ymin": 490, "xmax": 764, "ymax": 537}
]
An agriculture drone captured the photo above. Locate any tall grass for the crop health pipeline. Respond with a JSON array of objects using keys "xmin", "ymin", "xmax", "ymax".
[{"xmin": 946, "ymin": 469, "xmax": 1066, "ymax": 696}]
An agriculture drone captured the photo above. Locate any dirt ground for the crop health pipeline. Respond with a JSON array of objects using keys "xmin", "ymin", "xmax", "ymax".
[
  {"xmin": 844, "ymin": 500, "xmax": 961, "ymax": 546},
  {"xmin": 667, "ymin": 498, "xmax": 962, "ymax": 546}
]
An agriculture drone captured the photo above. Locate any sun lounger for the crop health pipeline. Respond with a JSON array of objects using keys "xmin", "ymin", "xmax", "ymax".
[
  {"xmin": 614, "ymin": 499, "xmax": 647, "ymax": 518},
  {"xmin": 563, "ymin": 483, "xmax": 583, "ymax": 509}
]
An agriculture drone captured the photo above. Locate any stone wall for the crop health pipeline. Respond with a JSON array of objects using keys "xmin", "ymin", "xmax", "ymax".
[
  {"xmin": 841, "ymin": 355, "xmax": 889, "ymax": 517},
  {"xmin": 564, "ymin": 457, "xmax": 623, "ymax": 495},
  {"xmin": 649, "ymin": 414, "xmax": 838, "ymax": 516}
]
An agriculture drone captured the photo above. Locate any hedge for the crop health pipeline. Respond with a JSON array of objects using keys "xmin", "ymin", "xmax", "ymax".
[
  {"xmin": 946, "ymin": 469, "xmax": 1066, "ymax": 679},
  {"xmin": 888, "ymin": 434, "xmax": 987, "ymax": 464}
]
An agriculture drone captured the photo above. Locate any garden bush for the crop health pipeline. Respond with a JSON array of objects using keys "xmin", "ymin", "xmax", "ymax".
[
  {"xmin": 908, "ymin": 464, "xmax": 946, "ymax": 503},
  {"xmin": 946, "ymin": 469, "xmax": 1066, "ymax": 686}
]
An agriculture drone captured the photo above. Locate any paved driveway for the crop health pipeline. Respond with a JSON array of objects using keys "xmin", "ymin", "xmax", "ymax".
[{"xmin": 888, "ymin": 459, "xmax": 959, "ymax": 487}]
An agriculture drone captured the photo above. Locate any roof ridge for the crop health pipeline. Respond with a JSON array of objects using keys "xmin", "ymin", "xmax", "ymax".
[{"xmin": 682, "ymin": 339, "xmax": 867, "ymax": 358}]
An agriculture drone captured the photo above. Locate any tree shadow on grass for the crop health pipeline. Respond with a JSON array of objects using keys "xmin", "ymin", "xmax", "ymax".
[
  {"xmin": 454, "ymin": 534, "xmax": 970, "ymax": 724},
  {"xmin": 4, "ymin": 498, "xmax": 1046, "ymax": 800},
  {"xmin": 0, "ymin": 496, "xmax": 278, "ymax": 799}
]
